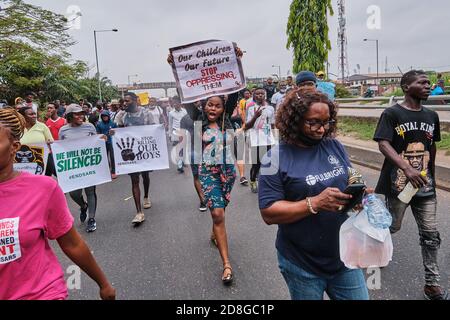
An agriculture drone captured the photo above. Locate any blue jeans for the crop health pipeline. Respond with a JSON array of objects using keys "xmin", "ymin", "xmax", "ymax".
[{"xmin": 277, "ymin": 251, "xmax": 369, "ymax": 300}]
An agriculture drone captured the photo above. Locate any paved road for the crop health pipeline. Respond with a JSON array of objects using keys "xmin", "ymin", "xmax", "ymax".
[
  {"xmin": 338, "ymin": 108, "xmax": 450, "ymax": 122},
  {"xmin": 54, "ymin": 161, "xmax": 450, "ymax": 300}
]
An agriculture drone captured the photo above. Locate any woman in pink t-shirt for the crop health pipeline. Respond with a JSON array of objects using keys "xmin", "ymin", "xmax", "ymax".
[{"xmin": 0, "ymin": 107, "xmax": 115, "ymax": 300}]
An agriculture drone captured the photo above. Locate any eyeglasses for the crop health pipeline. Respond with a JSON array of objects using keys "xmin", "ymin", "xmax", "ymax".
[{"xmin": 304, "ymin": 119, "xmax": 336, "ymax": 131}]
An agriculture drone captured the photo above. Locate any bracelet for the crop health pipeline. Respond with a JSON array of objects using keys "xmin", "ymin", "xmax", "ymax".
[{"xmin": 306, "ymin": 197, "xmax": 318, "ymax": 215}]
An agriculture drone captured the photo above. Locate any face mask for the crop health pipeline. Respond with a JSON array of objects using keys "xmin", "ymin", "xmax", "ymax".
[
  {"xmin": 297, "ymin": 133, "xmax": 323, "ymax": 147},
  {"xmin": 280, "ymin": 89, "xmax": 286, "ymax": 94}
]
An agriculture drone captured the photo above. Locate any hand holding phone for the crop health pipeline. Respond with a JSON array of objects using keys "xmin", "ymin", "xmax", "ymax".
[{"xmin": 342, "ymin": 183, "xmax": 366, "ymax": 212}]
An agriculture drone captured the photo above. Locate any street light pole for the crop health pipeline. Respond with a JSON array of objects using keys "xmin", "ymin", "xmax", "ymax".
[
  {"xmin": 364, "ymin": 38, "xmax": 379, "ymax": 86},
  {"xmin": 94, "ymin": 29, "xmax": 118, "ymax": 103},
  {"xmin": 128, "ymin": 74, "xmax": 138, "ymax": 86},
  {"xmin": 272, "ymin": 65, "xmax": 281, "ymax": 79},
  {"xmin": 94, "ymin": 30, "xmax": 101, "ymax": 102}
]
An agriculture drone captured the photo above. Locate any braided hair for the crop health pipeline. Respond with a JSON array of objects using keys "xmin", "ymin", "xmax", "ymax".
[{"xmin": 0, "ymin": 107, "xmax": 26, "ymax": 141}]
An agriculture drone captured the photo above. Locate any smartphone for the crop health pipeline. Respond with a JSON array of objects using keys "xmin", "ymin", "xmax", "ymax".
[{"xmin": 342, "ymin": 183, "xmax": 367, "ymax": 212}]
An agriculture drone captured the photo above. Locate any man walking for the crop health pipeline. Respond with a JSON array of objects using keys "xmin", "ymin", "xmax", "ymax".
[
  {"xmin": 373, "ymin": 70, "xmax": 447, "ymax": 300},
  {"xmin": 116, "ymin": 92, "xmax": 156, "ymax": 225}
]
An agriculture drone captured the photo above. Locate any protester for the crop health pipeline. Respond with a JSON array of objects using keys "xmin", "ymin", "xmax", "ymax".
[
  {"xmin": 115, "ymin": 92, "xmax": 156, "ymax": 225},
  {"xmin": 430, "ymin": 79, "xmax": 445, "ymax": 96},
  {"xmin": 23, "ymin": 92, "xmax": 39, "ymax": 114},
  {"xmin": 167, "ymin": 46, "xmax": 244, "ymax": 285},
  {"xmin": 169, "ymin": 97, "xmax": 188, "ymax": 172},
  {"xmin": 109, "ymin": 99, "xmax": 120, "ymax": 123},
  {"xmin": 238, "ymin": 89, "xmax": 252, "ymax": 127},
  {"xmin": 286, "ymin": 75, "xmax": 295, "ymax": 90},
  {"xmin": 245, "ymin": 87, "xmax": 275, "ymax": 193},
  {"xmin": 59, "ymin": 104, "xmax": 100, "ymax": 233},
  {"xmin": 316, "ymin": 71, "xmax": 336, "ymax": 101},
  {"xmin": 296, "ymin": 71, "xmax": 317, "ymax": 88},
  {"xmin": 263, "ymin": 77, "xmax": 277, "ymax": 102},
  {"xmin": 45, "ymin": 102, "xmax": 66, "ymax": 176},
  {"xmin": 147, "ymin": 97, "xmax": 168, "ymax": 127},
  {"xmin": 258, "ymin": 89, "xmax": 369, "ymax": 300},
  {"xmin": 57, "ymin": 100, "xmax": 66, "ymax": 117},
  {"xmin": 18, "ymin": 106, "xmax": 53, "ymax": 146},
  {"xmin": 373, "ymin": 70, "xmax": 447, "ymax": 300},
  {"xmin": 230, "ymin": 100, "xmax": 248, "ymax": 186},
  {"xmin": 271, "ymin": 81, "xmax": 287, "ymax": 110},
  {"xmin": 0, "ymin": 107, "xmax": 115, "ymax": 300},
  {"xmin": 179, "ymin": 101, "xmax": 208, "ymax": 212},
  {"xmin": 96, "ymin": 110, "xmax": 118, "ymax": 179},
  {"xmin": 45, "ymin": 103, "xmax": 66, "ymax": 141},
  {"xmin": 14, "ymin": 97, "xmax": 23, "ymax": 106}
]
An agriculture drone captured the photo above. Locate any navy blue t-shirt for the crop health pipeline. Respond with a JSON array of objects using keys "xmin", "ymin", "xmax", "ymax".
[{"xmin": 259, "ymin": 139, "xmax": 352, "ymax": 278}]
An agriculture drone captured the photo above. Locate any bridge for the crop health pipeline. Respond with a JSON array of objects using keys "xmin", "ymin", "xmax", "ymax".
[{"xmin": 116, "ymin": 78, "xmax": 266, "ymax": 97}]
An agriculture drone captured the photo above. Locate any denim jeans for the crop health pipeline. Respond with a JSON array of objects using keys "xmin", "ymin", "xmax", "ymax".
[
  {"xmin": 386, "ymin": 195, "xmax": 441, "ymax": 286},
  {"xmin": 277, "ymin": 251, "xmax": 369, "ymax": 300}
]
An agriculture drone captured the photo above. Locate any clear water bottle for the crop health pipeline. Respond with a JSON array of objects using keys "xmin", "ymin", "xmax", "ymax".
[{"xmin": 363, "ymin": 194, "xmax": 392, "ymax": 229}]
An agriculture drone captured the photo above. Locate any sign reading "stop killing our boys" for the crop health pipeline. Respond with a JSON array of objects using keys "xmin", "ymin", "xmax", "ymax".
[
  {"xmin": 112, "ymin": 124, "xmax": 169, "ymax": 175},
  {"xmin": 170, "ymin": 39, "xmax": 246, "ymax": 103},
  {"xmin": 51, "ymin": 135, "xmax": 112, "ymax": 193}
]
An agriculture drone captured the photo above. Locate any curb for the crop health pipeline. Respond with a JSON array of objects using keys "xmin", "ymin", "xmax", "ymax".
[{"xmin": 342, "ymin": 143, "xmax": 450, "ymax": 192}]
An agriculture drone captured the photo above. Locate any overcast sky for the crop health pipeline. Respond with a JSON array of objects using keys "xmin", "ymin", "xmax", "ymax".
[{"xmin": 28, "ymin": 0, "xmax": 450, "ymax": 95}]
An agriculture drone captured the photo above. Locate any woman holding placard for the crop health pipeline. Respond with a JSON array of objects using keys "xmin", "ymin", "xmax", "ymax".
[
  {"xmin": 59, "ymin": 104, "xmax": 99, "ymax": 233},
  {"xmin": 168, "ymin": 46, "xmax": 243, "ymax": 285}
]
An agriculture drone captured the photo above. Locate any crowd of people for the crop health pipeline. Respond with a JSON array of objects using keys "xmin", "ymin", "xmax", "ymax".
[{"xmin": 0, "ymin": 65, "xmax": 447, "ymax": 300}]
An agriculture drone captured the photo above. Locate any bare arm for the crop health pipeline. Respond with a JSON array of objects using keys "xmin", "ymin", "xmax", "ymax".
[
  {"xmin": 260, "ymin": 188, "xmax": 352, "ymax": 225},
  {"xmin": 57, "ymin": 227, "xmax": 116, "ymax": 300},
  {"xmin": 378, "ymin": 140, "xmax": 427, "ymax": 188},
  {"xmin": 245, "ymin": 107, "xmax": 264, "ymax": 131}
]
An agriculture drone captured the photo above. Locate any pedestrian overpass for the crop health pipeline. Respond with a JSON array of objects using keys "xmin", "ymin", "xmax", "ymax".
[{"xmin": 116, "ymin": 78, "xmax": 266, "ymax": 97}]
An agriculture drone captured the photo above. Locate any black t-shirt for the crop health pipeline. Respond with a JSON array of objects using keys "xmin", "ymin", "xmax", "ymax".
[
  {"xmin": 373, "ymin": 104, "xmax": 441, "ymax": 197},
  {"xmin": 263, "ymin": 84, "xmax": 276, "ymax": 101}
]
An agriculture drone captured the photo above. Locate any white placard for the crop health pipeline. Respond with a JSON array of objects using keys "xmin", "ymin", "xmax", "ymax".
[
  {"xmin": 170, "ymin": 39, "xmax": 246, "ymax": 103},
  {"xmin": 113, "ymin": 125, "xmax": 169, "ymax": 175},
  {"xmin": 52, "ymin": 135, "xmax": 112, "ymax": 193}
]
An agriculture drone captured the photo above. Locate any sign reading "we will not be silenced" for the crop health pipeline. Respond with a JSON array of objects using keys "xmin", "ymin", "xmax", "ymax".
[{"xmin": 51, "ymin": 135, "xmax": 112, "ymax": 193}]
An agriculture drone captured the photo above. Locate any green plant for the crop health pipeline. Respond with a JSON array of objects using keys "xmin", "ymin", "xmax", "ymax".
[
  {"xmin": 335, "ymin": 84, "xmax": 352, "ymax": 98},
  {"xmin": 286, "ymin": 0, "xmax": 333, "ymax": 73}
]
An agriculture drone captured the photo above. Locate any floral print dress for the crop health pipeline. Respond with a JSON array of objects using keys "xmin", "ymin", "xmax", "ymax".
[{"xmin": 199, "ymin": 127, "xmax": 236, "ymax": 209}]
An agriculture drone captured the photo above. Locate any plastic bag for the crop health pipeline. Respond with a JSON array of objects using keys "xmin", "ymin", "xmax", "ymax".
[{"xmin": 339, "ymin": 210, "xmax": 393, "ymax": 269}]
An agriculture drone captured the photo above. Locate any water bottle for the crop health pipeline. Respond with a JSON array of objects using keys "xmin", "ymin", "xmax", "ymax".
[
  {"xmin": 363, "ymin": 194, "xmax": 392, "ymax": 229},
  {"xmin": 397, "ymin": 170, "xmax": 427, "ymax": 204}
]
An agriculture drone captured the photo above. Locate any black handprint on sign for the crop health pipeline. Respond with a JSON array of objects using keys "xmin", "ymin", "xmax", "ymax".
[{"xmin": 116, "ymin": 137, "xmax": 136, "ymax": 161}]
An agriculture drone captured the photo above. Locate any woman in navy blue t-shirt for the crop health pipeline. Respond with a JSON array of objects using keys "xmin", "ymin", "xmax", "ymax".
[{"xmin": 258, "ymin": 89, "xmax": 369, "ymax": 300}]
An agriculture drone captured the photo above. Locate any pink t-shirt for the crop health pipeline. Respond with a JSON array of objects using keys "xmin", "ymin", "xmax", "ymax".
[{"xmin": 0, "ymin": 172, "xmax": 74, "ymax": 300}]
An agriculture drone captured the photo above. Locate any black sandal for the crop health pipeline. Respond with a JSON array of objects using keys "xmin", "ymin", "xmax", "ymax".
[{"xmin": 222, "ymin": 265, "xmax": 233, "ymax": 285}]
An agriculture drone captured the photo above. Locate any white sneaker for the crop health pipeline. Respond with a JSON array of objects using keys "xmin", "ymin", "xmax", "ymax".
[
  {"xmin": 132, "ymin": 212, "xmax": 145, "ymax": 224},
  {"xmin": 143, "ymin": 197, "xmax": 152, "ymax": 209}
]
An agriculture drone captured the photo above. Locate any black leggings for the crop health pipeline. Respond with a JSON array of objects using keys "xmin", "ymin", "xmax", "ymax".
[
  {"xmin": 69, "ymin": 186, "xmax": 97, "ymax": 219},
  {"xmin": 250, "ymin": 145, "xmax": 271, "ymax": 182}
]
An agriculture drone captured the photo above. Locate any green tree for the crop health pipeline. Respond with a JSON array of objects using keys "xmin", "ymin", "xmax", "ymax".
[
  {"xmin": 286, "ymin": 0, "xmax": 333, "ymax": 73},
  {"xmin": 0, "ymin": 1, "xmax": 118, "ymax": 106},
  {"xmin": 0, "ymin": 0, "xmax": 74, "ymax": 56}
]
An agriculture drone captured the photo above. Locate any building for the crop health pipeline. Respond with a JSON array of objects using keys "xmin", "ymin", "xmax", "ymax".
[{"xmin": 345, "ymin": 73, "xmax": 403, "ymax": 87}]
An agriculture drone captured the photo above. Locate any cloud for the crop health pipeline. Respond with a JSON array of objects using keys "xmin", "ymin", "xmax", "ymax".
[{"xmin": 27, "ymin": 0, "xmax": 450, "ymax": 94}]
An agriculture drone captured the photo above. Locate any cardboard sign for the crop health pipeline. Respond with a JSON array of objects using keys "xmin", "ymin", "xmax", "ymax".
[
  {"xmin": 113, "ymin": 125, "xmax": 169, "ymax": 175},
  {"xmin": 170, "ymin": 39, "xmax": 246, "ymax": 103}
]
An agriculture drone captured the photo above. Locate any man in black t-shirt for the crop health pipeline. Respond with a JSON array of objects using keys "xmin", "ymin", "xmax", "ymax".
[{"xmin": 373, "ymin": 70, "xmax": 447, "ymax": 300}]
